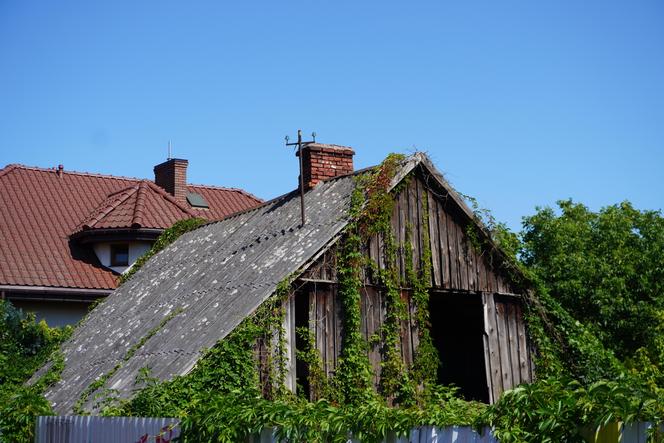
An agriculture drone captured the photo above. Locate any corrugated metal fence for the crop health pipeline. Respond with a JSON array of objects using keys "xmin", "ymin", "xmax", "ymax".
[
  {"xmin": 252, "ymin": 426, "xmax": 496, "ymax": 443},
  {"xmin": 34, "ymin": 416, "xmax": 180, "ymax": 443},
  {"xmin": 33, "ymin": 416, "xmax": 664, "ymax": 443}
]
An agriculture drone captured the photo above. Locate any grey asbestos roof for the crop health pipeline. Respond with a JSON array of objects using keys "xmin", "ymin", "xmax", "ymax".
[
  {"xmin": 39, "ymin": 153, "xmax": 494, "ymax": 414},
  {"xmin": 41, "ymin": 169, "xmax": 365, "ymax": 414}
]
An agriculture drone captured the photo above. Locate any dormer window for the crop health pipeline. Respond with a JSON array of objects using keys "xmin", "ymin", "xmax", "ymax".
[{"xmin": 110, "ymin": 244, "xmax": 129, "ymax": 267}]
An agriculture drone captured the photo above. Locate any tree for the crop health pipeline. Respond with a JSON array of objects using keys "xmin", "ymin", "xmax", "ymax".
[{"xmin": 520, "ymin": 200, "xmax": 664, "ymax": 384}]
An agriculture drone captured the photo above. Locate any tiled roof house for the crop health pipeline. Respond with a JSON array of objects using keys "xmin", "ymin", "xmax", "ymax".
[{"xmin": 0, "ymin": 158, "xmax": 261, "ymax": 326}]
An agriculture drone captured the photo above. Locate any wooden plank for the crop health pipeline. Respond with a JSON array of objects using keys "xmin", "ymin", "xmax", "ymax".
[
  {"xmin": 400, "ymin": 290, "xmax": 413, "ymax": 366},
  {"xmin": 360, "ymin": 286, "xmax": 369, "ymax": 341},
  {"xmin": 514, "ymin": 303, "xmax": 531, "ymax": 384},
  {"xmin": 408, "ymin": 179, "xmax": 420, "ymax": 273},
  {"xmin": 325, "ymin": 288, "xmax": 335, "ymax": 377},
  {"xmin": 446, "ymin": 209, "xmax": 459, "ymax": 289},
  {"xmin": 465, "ymin": 229, "xmax": 476, "ymax": 291},
  {"xmin": 398, "ymin": 187, "xmax": 407, "ymax": 282},
  {"xmin": 506, "ymin": 302, "xmax": 521, "ymax": 387},
  {"xmin": 437, "ymin": 200, "xmax": 450, "ymax": 289},
  {"xmin": 482, "ymin": 293, "xmax": 496, "ymax": 404},
  {"xmin": 495, "ymin": 301, "xmax": 513, "ymax": 393},
  {"xmin": 427, "ymin": 190, "xmax": 441, "ymax": 287},
  {"xmin": 378, "ymin": 289, "xmax": 387, "ymax": 384},
  {"xmin": 391, "ymin": 187, "xmax": 400, "ymax": 273},
  {"xmin": 487, "ymin": 255, "xmax": 498, "ymax": 293},
  {"xmin": 332, "ymin": 287, "xmax": 341, "ymax": 372},
  {"xmin": 363, "ymin": 287, "xmax": 380, "ymax": 385},
  {"xmin": 316, "ymin": 290, "xmax": 326, "ymax": 375},
  {"xmin": 416, "ymin": 179, "xmax": 429, "ymax": 285},
  {"xmin": 455, "ymin": 219, "xmax": 469, "ymax": 290},
  {"xmin": 477, "ymin": 252, "xmax": 487, "ymax": 292},
  {"xmin": 408, "ymin": 290, "xmax": 419, "ymax": 364},
  {"xmin": 484, "ymin": 292, "xmax": 503, "ymax": 403},
  {"xmin": 283, "ymin": 296, "xmax": 296, "ymax": 392}
]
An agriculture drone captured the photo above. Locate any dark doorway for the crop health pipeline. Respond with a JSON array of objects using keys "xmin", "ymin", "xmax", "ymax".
[
  {"xmin": 428, "ymin": 292, "xmax": 489, "ymax": 403},
  {"xmin": 294, "ymin": 289, "xmax": 310, "ymax": 399}
]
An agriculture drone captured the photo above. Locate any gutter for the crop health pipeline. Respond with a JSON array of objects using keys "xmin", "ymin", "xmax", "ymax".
[{"xmin": 0, "ymin": 285, "xmax": 112, "ymax": 303}]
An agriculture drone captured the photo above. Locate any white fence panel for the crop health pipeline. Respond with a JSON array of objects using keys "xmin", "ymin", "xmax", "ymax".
[
  {"xmin": 622, "ymin": 422, "xmax": 664, "ymax": 443},
  {"xmin": 35, "ymin": 416, "xmax": 179, "ymax": 443},
  {"xmin": 253, "ymin": 426, "xmax": 497, "ymax": 443}
]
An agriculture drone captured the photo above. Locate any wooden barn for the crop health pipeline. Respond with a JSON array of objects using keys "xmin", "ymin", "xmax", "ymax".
[{"xmin": 39, "ymin": 146, "xmax": 534, "ymax": 414}]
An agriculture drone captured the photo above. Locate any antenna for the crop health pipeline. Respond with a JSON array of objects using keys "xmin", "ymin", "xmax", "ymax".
[
  {"xmin": 168, "ymin": 140, "xmax": 172, "ymax": 160},
  {"xmin": 285, "ymin": 129, "xmax": 316, "ymax": 226}
]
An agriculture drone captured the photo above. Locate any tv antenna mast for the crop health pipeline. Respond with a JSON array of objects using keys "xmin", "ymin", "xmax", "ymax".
[{"xmin": 285, "ymin": 129, "xmax": 316, "ymax": 226}]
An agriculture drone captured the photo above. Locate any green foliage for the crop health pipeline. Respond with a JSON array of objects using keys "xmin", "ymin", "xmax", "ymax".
[
  {"xmin": 483, "ymin": 376, "xmax": 664, "ymax": 442},
  {"xmin": 177, "ymin": 386, "xmax": 485, "ymax": 443},
  {"xmin": 521, "ymin": 200, "xmax": 664, "ymax": 381},
  {"xmin": 0, "ymin": 300, "xmax": 70, "ymax": 442},
  {"xmin": 0, "ymin": 386, "xmax": 53, "ymax": 443},
  {"xmin": 119, "ymin": 217, "xmax": 207, "ymax": 284}
]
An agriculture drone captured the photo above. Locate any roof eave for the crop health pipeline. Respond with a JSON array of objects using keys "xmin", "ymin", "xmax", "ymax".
[{"xmin": 70, "ymin": 227, "xmax": 164, "ymax": 244}]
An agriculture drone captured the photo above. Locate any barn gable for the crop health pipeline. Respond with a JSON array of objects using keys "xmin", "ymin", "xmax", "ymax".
[
  {"xmin": 296, "ymin": 159, "xmax": 533, "ymax": 403},
  {"xmin": 39, "ymin": 153, "xmax": 531, "ymax": 413}
]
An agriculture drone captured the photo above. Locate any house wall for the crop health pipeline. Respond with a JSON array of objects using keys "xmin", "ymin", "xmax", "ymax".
[
  {"xmin": 93, "ymin": 241, "xmax": 153, "ymax": 274},
  {"xmin": 10, "ymin": 299, "xmax": 90, "ymax": 328},
  {"xmin": 294, "ymin": 169, "xmax": 534, "ymax": 403}
]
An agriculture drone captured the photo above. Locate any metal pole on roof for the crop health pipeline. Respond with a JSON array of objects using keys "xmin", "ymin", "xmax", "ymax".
[
  {"xmin": 297, "ymin": 130, "xmax": 305, "ymax": 226},
  {"xmin": 285, "ymin": 129, "xmax": 316, "ymax": 226}
]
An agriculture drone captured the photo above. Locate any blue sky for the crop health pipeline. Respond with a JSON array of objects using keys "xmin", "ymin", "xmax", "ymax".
[{"xmin": 1, "ymin": 0, "xmax": 662, "ymax": 231}]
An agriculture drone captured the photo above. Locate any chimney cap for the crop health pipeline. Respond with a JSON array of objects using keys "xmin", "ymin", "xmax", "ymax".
[
  {"xmin": 154, "ymin": 158, "xmax": 189, "ymax": 170},
  {"xmin": 296, "ymin": 143, "xmax": 355, "ymax": 156}
]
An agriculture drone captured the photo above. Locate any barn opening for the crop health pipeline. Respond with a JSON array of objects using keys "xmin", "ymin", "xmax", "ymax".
[
  {"xmin": 428, "ymin": 292, "xmax": 489, "ymax": 403},
  {"xmin": 294, "ymin": 288, "xmax": 310, "ymax": 399}
]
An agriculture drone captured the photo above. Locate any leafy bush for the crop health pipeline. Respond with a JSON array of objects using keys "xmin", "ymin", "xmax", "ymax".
[
  {"xmin": 482, "ymin": 376, "xmax": 664, "ymax": 442},
  {"xmin": 0, "ymin": 300, "xmax": 70, "ymax": 442}
]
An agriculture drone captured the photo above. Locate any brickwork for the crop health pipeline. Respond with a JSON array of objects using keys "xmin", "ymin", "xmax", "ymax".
[
  {"xmin": 298, "ymin": 144, "xmax": 355, "ymax": 190},
  {"xmin": 154, "ymin": 158, "xmax": 189, "ymax": 203}
]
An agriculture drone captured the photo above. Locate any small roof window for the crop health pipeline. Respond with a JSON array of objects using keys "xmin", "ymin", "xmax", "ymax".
[
  {"xmin": 187, "ymin": 192, "xmax": 209, "ymax": 209},
  {"xmin": 110, "ymin": 244, "xmax": 129, "ymax": 267}
]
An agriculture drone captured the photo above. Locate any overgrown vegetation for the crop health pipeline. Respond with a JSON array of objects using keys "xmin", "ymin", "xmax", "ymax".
[
  {"xmin": 8, "ymin": 155, "xmax": 664, "ymax": 441},
  {"xmin": 0, "ymin": 300, "xmax": 70, "ymax": 442}
]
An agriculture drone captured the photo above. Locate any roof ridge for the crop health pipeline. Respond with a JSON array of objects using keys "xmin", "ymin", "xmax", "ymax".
[
  {"xmin": 78, "ymin": 186, "xmax": 139, "ymax": 231},
  {"xmin": 2, "ymin": 164, "xmax": 262, "ymax": 202},
  {"xmin": 133, "ymin": 181, "xmax": 150, "ymax": 228},
  {"xmin": 143, "ymin": 180, "xmax": 198, "ymax": 218},
  {"xmin": 1, "ymin": 163, "xmax": 146, "ymax": 182},
  {"xmin": 188, "ymin": 183, "xmax": 263, "ymax": 202},
  {"xmin": 0, "ymin": 164, "xmax": 21, "ymax": 179}
]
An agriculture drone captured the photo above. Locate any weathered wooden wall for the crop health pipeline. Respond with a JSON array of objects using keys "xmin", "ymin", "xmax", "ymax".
[
  {"xmin": 482, "ymin": 293, "xmax": 534, "ymax": 403},
  {"xmin": 295, "ymin": 168, "xmax": 534, "ymax": 403}
]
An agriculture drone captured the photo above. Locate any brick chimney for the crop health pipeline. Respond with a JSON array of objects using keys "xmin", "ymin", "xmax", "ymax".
[
  {"xmin": 154, "ymin": 158, "xmax": 188, "ymax": 203},
  {"xmin": 297, "ymin": 144, "xmax": 355, "ymax": 190}
]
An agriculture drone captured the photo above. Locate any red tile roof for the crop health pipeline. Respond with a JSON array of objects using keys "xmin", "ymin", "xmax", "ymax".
[
  {"xmin": 75, "ymin": 181, "xmax": 196, "ymax": 232},
  {"xmin": 0, "ymin": 164, "xmax": 261, "ymax": 291}
]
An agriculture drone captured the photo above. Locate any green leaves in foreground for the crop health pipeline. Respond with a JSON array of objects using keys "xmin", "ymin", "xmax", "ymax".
[
  {"xmin": 178, "ymin": 387, "xmax": 485, "ymax": 443},
  {"xmin": 483, "ymin": 376, "xmax": 664, "ymax": 443}
]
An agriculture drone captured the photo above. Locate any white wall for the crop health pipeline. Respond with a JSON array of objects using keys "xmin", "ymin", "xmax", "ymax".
[
  {"xmin": 11, "ymin": 300, "xmax": 90, "ymax": 327},
  {"xmin": 93, "ymin": 241, "xmax": 153, "ymax": 274}
]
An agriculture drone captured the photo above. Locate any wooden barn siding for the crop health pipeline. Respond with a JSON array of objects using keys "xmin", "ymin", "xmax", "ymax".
[
  {"xmin": 295, "ymin": 172, "xmax": 533, "ymax": 401},
  {"xmin": 301, "ymin": 173, "xmax": 518, "ymax": 297},
  {"xmin": 482, "ymin": 293, "xmax": 534, "ymax": 403},
  {"xmin": 357, "ymin": 175, "xmax": 518, "ymax": 295}
]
